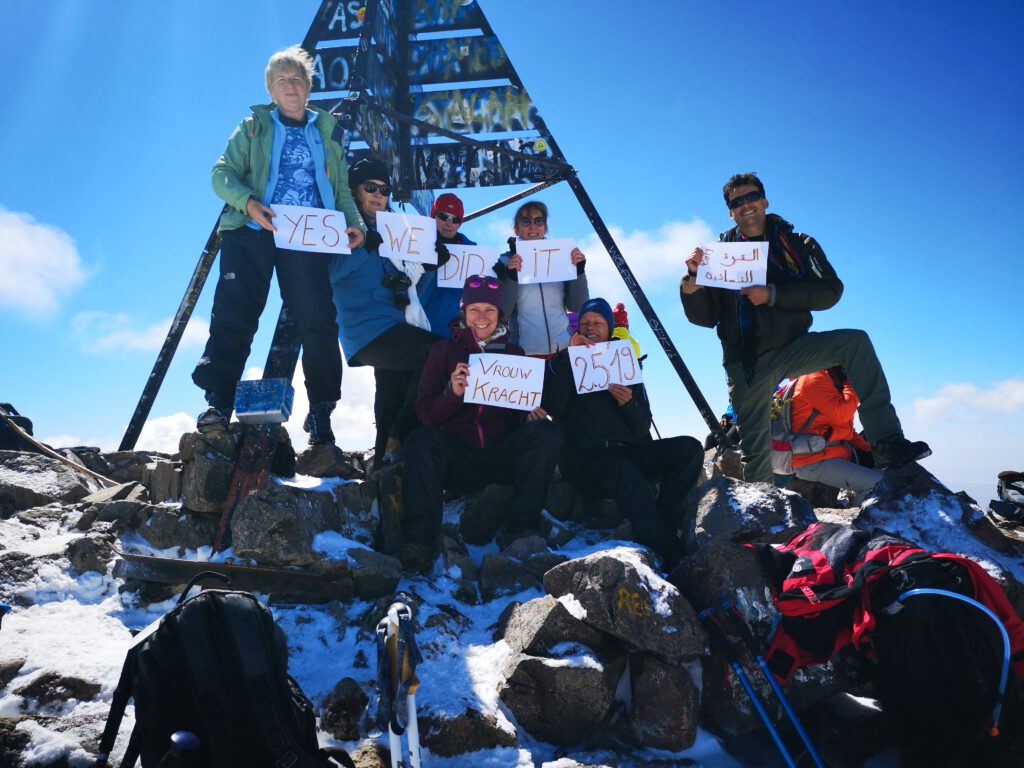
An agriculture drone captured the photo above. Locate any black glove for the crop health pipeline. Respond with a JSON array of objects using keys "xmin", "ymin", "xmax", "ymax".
[
  {"xmin": 434, "ymin": 240, "xmax": 450, "ymax": 267},
  {"xmin": 364, "ymin": 229, "xmax": 383, "ymax": 251},
  {"xmin": 576, "ymin": 258, "xmax": 586, "ymax": 276}
]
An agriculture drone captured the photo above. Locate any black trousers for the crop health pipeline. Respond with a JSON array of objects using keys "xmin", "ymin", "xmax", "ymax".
[
  {"xmin": 352, "ymin": 324, "xmax": 439, "ymax": 465},
  {"xmin": 563, "ymin": 436, "xmax": 704, "ymax": 555},
  {"xmin": 401, "ymin": 420, "xmax": 562, "ymax": 544},
  {"xmin": 192, "ymin": 227, "xmax": 341, "ymax": 405}
]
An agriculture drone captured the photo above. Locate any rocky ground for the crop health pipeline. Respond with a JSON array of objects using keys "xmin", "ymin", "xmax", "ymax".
[{"xmin": 1, "ymin": 433, "xmax": 1022, "ymax": 767}]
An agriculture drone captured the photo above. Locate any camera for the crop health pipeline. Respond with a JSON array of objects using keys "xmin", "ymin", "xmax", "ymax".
[{"xmin": 381, "ymin": 270, "xmax": 412, "ymax": 308}]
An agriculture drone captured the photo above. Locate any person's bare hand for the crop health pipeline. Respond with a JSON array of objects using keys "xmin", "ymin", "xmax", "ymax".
[
  {"xmin": 569, "ymin": 331, "xmax": 594, "ymax": 347},
  {"xmin": 508, "ymin": 254, "xmax": 523, "ymax": 271},
  {"xmin": 449, "ymin": 362, "xmax": 470, "ymax": 397},
  {"xmin": 685, "ymin": 247, "xmax": 703, "ymax": 276},
  {"xmin": 740, "ymin": 285, "xmax": 771, "ymax": 306},
  {"xmin": 608, "ymin": 383, "xmax": 632, "ymax": 406},
  {"xmin": 526, "ymin": 407, "xmax": 550, "ymax": 422},
  {"xmin": 346, "ymin": 227, "xmax": 365, "ymax": 249},
  {"xmin": 570, "ymin": 247, "xmax": 586, "ymax": 266},
  {"xmin": 246, "ymin": 197, "xmax": 276, "ymax": 231}
]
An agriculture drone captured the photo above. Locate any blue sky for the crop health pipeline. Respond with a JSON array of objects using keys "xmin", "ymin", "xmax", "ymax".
[{"xmin": 1, "ymin": 0, "xmax": 1021, "ymax": 506}]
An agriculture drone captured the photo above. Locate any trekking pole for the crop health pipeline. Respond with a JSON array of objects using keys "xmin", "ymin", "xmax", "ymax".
[
  {"xmin": 721, "ymin": 603, "xmax": 825, "ymax": 768},
  {"xmin": 896, "ymin": 588, "xmax": 1012, "ymax": 736},
  {"xmin": 699, "ymin": 609, "xmax": 798, "ymax": 768},
  {"xmin": 375, "ymin": 602, "xmax": 423, "ymax": 768}
]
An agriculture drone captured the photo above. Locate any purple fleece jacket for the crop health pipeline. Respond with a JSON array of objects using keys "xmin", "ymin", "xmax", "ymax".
[{"xmin": 415, "ymin": 324, "xmax": 526, "ymax": 449}]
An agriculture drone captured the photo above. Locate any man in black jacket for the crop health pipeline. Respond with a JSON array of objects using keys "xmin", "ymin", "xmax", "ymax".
[
  {"xmin": 681, "ymin": 172, "xmax": 929, "ymax": 483},
  {"xmin": 542, "ymin": 298, "xmax": 703, "ymax": 563}
]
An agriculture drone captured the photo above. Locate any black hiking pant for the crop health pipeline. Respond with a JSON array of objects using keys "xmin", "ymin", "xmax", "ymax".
[
  {"xmin": 192, "ymin": 227, "xmax": 341, "ymax": 406},
  {"xmin": 563, "ymin": 436, "xmax": 704, "ymax": 556},
  {"xmin": 401, "ymin": 420, "xmax": 561, "ymax": 544},
  {"xmin": 351, "ymin": 324, "xmax": 439, "ymax": 467}
]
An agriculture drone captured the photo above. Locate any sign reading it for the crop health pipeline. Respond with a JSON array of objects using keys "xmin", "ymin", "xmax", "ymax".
[
  {"xmin": 438, "ymin": 244, "xmax": 498, "ymax": 288},
  {"xmin": 569, "ymin": 339, "xmax": 644, "ymax": 394},
  {"xmin": 271, "ymin": 204, "xmax": 351, "ymax": 254},
  {"xmin": 464, "ymin": 353, "xmax": 544, "ymax": 412},
  {"xmin": 376, "ymin": 211, "xmax": 438, "ymax": 265},
  {"xmin": 514, "ymin": 238, "xmax": 577, "ymax": 284},
  {"xmin": 695, "ymin": 242, "xmax": 767, "ymax": 290}
]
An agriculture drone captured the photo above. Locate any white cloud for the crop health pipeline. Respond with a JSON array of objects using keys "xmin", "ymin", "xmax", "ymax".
[
  {"xmin": 135, "ymin": 412, "xmax": 197, "ymax": 454},
  {"xmin": 578, "ymin": 219, "xmax": 713, "ymax": 301},
  {"xmin": 0, "ymin": 209, "xmax": 87, "ymax": 317},
  {"xmin": 912, "ymin": 379, "xmax": 1024, "ymax": 422},
  {"xmin": 71, "ymin": 311, "xmax": 209, "ymax": 354}
]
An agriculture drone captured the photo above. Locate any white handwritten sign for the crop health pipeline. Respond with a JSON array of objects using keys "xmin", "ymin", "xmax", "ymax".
[
  {"xmin": 695, "ymin": 242, "xmax": 767, "ymax": 290},
  {"xmin": 464, "ymin": 353, "xmax": 545, "ymax": 412},
  {"xmin": 377, "ymin": 211, "xmax": 438, "ymax": 265},
  {"xmin": 438, "ymin": 244, "xmax": 498, "ymax": 289},
  {"xmin": 271, "ymin": 204, "xmax": 351, "ymax": 254},
  {"xmin": 514, "ymin": 238, "xmax": 577, "ymax": 284},
  {"xmin": 569, "ymin": 339, "xmax": 643, "ymax": 394}
]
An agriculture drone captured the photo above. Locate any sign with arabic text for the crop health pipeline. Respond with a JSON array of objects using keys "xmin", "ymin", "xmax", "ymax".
[{"xmin": 695, "ymin": 242, "xmax": 767, "ymax": 290}]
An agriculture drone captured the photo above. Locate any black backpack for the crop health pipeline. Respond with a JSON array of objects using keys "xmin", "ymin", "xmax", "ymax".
[
  {"xmin": 868, "ymin": 557, "xmax": 1017, "ymax": 766},
  {"xmin": 94, "ymin": 577, "xmax": 354, "ymax": 767}
]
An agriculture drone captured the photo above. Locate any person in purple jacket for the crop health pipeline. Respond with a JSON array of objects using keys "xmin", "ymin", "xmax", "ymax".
[{"xmin": 397, "ymin": 276, "xmax": 561, "ymax": 573}]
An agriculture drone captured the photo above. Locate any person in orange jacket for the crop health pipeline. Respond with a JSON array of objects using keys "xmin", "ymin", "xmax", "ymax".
[{"xmin": 790, "ymin": 366, "xmax": 883, "ymax": 493}]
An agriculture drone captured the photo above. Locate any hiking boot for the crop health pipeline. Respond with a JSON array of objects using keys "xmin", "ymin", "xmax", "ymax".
[
  {"xmin": 396, "ymin": 542, "xmax": 436, "ymax": 575},
  {"xmin": 303, "ymin": 401, "xmax": 336, "ymax": 446},
  {"xmin": 196, "ymin": 405, "xmax": 229, "ymax": 433},
  {"xmin": 872, "ymin": 435, "xmax": 932, "ymax": 469}
]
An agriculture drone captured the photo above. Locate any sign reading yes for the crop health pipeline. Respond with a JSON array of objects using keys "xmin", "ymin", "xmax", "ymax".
[
  {"xmin": 271, "ymin": 204, "xmax": 351, "ymax": 254},
  {"xmin": 464, "ymin": 353, "xmax": 545, "ymax": 412},
  {"xmin": 376, "ymin": 211, "xmax": 438, "ymax": 265},
  {"xmin": 695, "ymin": 242, "xmax": 767, "ymax": 290},
  {"xmin": 569, "ymin": 339, "xmax": 644, "ymax": 394},
  {"xmin": 514, "ymin": 238, "xmax": 577, "ymax": 284},
  {"xmin": 438, "ymin": 244, "xmax": 498, "ymax": 288}
]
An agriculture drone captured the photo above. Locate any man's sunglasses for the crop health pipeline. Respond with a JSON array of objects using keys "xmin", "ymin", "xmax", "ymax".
[
  {"xmin": 436, "ymin": 211, "xmax": 462, "ymax": 224},
  {"xmin": 727, "ymin": 190, "xmax": 764, "ymax": 209},
  {"xmin": 362, "ymin": 181, "xmax": 392, "ymax": 196},
  {"xmin": 466, "ymin": 276, "xmax": 499, "ymax": 289},
  {"xmin": 517, "ymin": 215, "xmax": 546, "ymax": 226}
]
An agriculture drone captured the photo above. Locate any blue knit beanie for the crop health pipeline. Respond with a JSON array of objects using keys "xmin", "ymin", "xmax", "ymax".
[{"xmin": 579, "ymin": 298, "xmax": 614, "ymax": 333}]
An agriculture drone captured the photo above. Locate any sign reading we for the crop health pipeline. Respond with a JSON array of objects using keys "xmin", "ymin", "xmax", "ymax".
[
  {"xmin": 514, "ymin": 238, "xmax": 577, "ymax": 284},
  {"xmin": 271, "ymin": 204, "xmax": 351, "ymax": 254},
  {"xmin": 569, "ymin": 339, "xmax": 644, "ymax": 394},
  {"xmin": 464, "ymin": 353, "xmax": 544, "ymax": 412},
  {"xmin": 376, "ymin": 211, "xmax": 438, "ymax": 265},
  {"xmin": 695, "ymin": 242, "xmax": 767, "ymax": 290},
  {"xmin": 438, "ymin": 244, "xmax": 498, "ymax": 288}
]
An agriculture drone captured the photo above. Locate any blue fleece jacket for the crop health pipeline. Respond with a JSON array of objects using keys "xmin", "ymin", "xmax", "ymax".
[
  {"xmin": 418, "ymin": 231, "xmax": 476, "ymax": 335},
  {"xmin": 329, "ymin": 223, "xmax": 406, "ymax": 363}
]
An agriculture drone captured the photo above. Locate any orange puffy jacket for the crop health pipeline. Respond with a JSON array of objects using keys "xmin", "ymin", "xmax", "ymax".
[{"xmin": 790, "ymin": 370, "xmax": 871, "ymax": 468}]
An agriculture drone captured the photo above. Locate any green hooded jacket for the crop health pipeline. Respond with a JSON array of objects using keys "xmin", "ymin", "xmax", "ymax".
[{"xmin": 211, "ymin": 103, "xmax": 365, "ymax": 236}]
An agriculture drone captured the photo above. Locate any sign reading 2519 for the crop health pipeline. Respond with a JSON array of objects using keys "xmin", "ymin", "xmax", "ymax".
[{"xmin": 569, "ymin": 339, "xmax": 643, "ymax": 394}]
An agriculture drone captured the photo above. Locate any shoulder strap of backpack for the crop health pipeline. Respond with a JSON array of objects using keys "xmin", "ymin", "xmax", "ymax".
[
  {"xmin": 218, "ymin": 594, "xmax": 329, "ymax": 768},
  {"xmin": 94, "ymin": 646, "xmax": 138, "ymax": 766}
]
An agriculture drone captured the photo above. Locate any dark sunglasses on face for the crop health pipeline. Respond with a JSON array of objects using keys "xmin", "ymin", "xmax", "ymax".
[
  {"xmin": 466, "ymin": 275, "xmax": 499, "ymax": 289},
  {"xmin": 362, "ymin": 181, "xmax": 392, "ymax": 196},
  {"xmin": 435, "ymin": 211, "xmax": 462, "ymax": 224},
  {"xmin": 727, "ymin": 190, "xmax": 764, "ymax": 209},
  {"xmin": 517, "ymin": 215, "xmax": 546, "ymax": 227}
]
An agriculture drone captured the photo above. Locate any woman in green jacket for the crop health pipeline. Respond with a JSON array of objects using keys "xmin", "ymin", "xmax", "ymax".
[{"xmin": 193, "ymin": 45, "xmax": 365, "ymax": 445}]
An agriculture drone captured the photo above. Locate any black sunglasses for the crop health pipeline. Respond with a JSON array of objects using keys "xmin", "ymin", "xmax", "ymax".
[
  {"xmin": 466, "ymin": 275, "xmax": 499, "ymax": 289},
  {"xmin": 517, "ymin": 215, "xmax": 546, "ymax": 226},
  {"xmin": 362, "ymin": 181, "xmax": 392, "ymax": 196},
  {"xmin": 436, "ymin": 211, "xmax": 462, "ymax": 224},
  {"xmin": 727, "ymin": 190, "xmax": 764, "ymax": 210}
]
